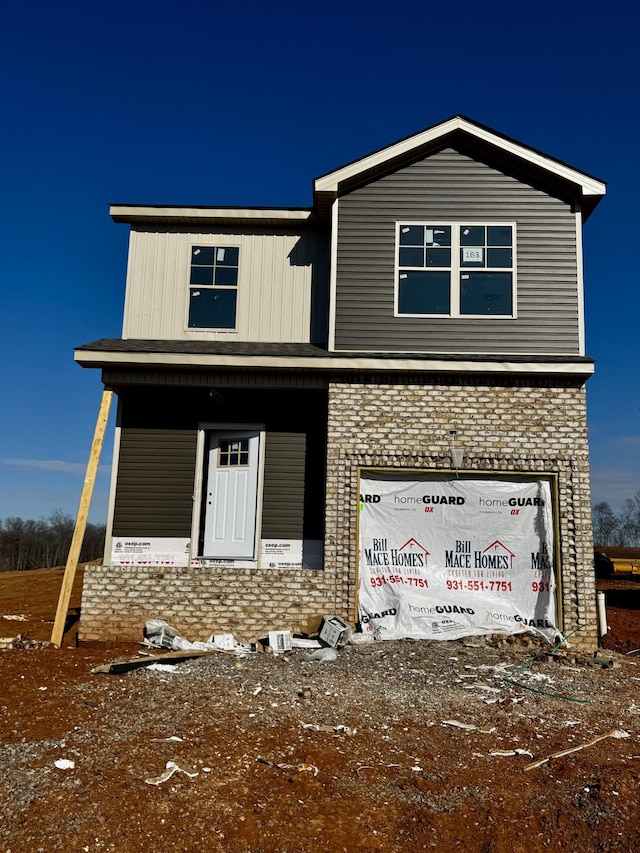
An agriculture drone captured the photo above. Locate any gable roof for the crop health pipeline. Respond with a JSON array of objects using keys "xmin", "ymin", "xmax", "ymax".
[{"xmin": 314, "ymin": 115, "xmax": 606, "ymax": 219}]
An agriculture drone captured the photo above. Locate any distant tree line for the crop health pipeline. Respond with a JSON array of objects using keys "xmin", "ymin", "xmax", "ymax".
[
  {"xmin": 0, "ymin": 511, "xmax": 106, "ymax": 572},
  {"xmin": 593, "ymin": 491, "xmax": 640, "ymax": 547}
]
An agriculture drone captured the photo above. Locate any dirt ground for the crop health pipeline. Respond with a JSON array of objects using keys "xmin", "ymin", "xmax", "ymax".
[{"xmin": 1, "ymin": 569, "xmax": 640, "ymax": 852}]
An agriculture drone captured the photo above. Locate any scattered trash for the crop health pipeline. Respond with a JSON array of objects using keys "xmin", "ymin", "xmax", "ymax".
[
  {"xmin": 257, "ymin": 757, "xmax": 319, "ymax": 776},
  {"xmin": 464, "ymin": 683, "xmax": 501, "ymax": 694},
  {"xmin": 54, "ymin": 759, "xmax": 75, "ymax": 770},
  {"xmin": 145, "ymin": 760, "xmax": 199, "ymax": 785},
  {"xmin": 2, "ymin": 614, "xmax": 28, "ymax": 621},
  {"xmin": 144, "ymin": 620, "xmax": 255, "ymax": 655},
  {"xmin": 150, "ymin": 736, "xmax": 184, "ymax": 743},
  {"xmin": 498, "ymin": 671, "xmax": 591, "ymax": 704},
  {"xmin": 145, "ymin": 620, "xmax": 180, "ymax": 650},
  {"xmin": 252, "ymin": 685, "xmax": 263, "ymax": 696},
  {"xmin": 146, "ymin": 663, "xmax": 182, "ymax": 673},
  {"xmin": 348, "ymin": 631, "xmax": 375, "ymax": 645},
  {"xmin": 488, "ymin": 748, "xmax": 534, "ymax": 758},
  {"xmin": 268, "ymin": 631, "xmax": 292, "ymax": 654},
  {"xmin": 625, "ymin": 648, "xmax": 640, "ymax": 656},
  {"xmin": 524, "ymin": 729, "xmax": 630, "ymax": 772},
  {"xmin": 355, "ymin": 763, "xmax": 409, "ymax": 777},
  {"xmin": 301, "ymin": 723, "xmax": 355, "ymax": 736},
  {"xmin": 291, "ymin": 637, "xmax": 323, "ymax": 649},
  {"xmin": 2, "ymin": 634, "xmax": 51, "ymax": 650},
  {"xmin": 319, "ymin": 616, "xmax": 350, "ymax": 648},
  {"xmin": 301, "ymin": 647, "xmax": 338, "ymax": 663},
  {"xmin": 522, "ymin": 672, "xmax": 553, "ymax": 684},
  {"xmin": 210, "ymin": 633, "xmax": 235, "ymax": 651},
  {"xmin": 441, "ymin": 720, "xmax": 478, "ymax": 731},
  {"xmin": 441, "ymin": 720, "xmax": 496, "ymax": 734},
  {"xmin": 411, "ymin": 766, "xmax": 423, "ymax": 772}
]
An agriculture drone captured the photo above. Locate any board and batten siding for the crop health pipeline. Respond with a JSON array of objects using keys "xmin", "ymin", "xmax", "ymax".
[
  {"xmin": 333, "ymin": 148, "xmax": 580, "ymax": 355},
  {"xmin": 122, "ymin": 227, "xmax": 328, "ymax": 344},
  {"xmin": 111, "ymin": 428, "xmax": 313, "ymax": 543}
]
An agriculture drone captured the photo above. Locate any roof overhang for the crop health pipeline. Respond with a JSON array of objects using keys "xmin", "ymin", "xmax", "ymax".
[
  {"xmin": 109, "ymin": 205, "xmax": 314, "ymax": 227},
  {"xmin": 75, "ymin": 346, "xmax": 595, "ymax": 379}
]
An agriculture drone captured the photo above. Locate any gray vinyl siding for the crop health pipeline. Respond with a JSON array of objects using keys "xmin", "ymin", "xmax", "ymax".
[
  {"xmin": 111, "ymin": 426, "xmax": 319, "ymax": 542},
  {"xmin": 112, "ymin": 428, "xmax": 197, "ymax": 536},
  {"xmin": 334, "ymin": 148, "xmax": 580, "ymax": 354},
  {"xmin": 260, "ymin": 433, "xmax": 306, "ymax": 539}
]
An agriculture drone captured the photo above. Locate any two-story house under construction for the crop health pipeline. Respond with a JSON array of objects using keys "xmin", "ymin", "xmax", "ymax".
[{"xmin": 75, "ymin": 116, "xmax": 605, "ymax": 649}]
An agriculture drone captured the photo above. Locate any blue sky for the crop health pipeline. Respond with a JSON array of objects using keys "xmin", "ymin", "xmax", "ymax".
[{"xmin": 0, "ymin": 0, "xmax": 638, "ymax": 523}]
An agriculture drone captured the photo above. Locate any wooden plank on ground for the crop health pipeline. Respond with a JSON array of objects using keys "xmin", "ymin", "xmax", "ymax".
[{"xmin": 92, "ymin": 648, "xmax": 225, "ymax": 674}]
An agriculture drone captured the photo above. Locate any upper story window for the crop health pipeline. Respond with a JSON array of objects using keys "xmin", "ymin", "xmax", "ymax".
[
  {"xmin": 396, "ymin": 223, "xmax": 515, "ymax": 318},
  {"xmin": 188, "ymin": 246, "xmax": 239, "ymax": 329}
]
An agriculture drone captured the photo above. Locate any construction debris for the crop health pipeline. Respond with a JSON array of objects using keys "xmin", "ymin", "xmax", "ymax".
[
  {"xmin": 301, "ymin": 647, "xmax": 338, "ymax": 663},
  {"xmin": 300, "ymin": 723, "xmax": 355, "ymax": 736},
  {"xmin": 257, "ymin": 758, "xmax": 319, "ymax": 776},
  {"xmin": 145, "ymin": 760, "xmax": 199, "ymax": 786},
  {"xmin": 2, "ymin": 634, "xmax": 51, "ymax": 650},
  {"xmin": 441, "ymin": 720, "xmax": 496, "ymax": 733},
  {"xmin": 92, "ymin": 649, "xmax": 223, "ymax": 674},
  {"xmin": 488, "ymin": 748, "xmax": 534, "ymax": 758},
  {"xmin": 319, "ymin": 616, "xmax": 350, "ymax": 648},
  {"xmin": 524, "ymin": 729, "xmax": 630, "ymax": 772},
  {"xmin": 144, "ymin": 620, "xmax": 254, "ymax": 655}
]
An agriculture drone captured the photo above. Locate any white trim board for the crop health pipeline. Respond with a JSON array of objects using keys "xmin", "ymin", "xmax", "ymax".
[
  {"xmin": 76, "ymin": 349, "xmax": 595, "ymax": 376},
  {"xmin": 315, "ymin": 117, "xmax": 606, "ymax": 199},
  {"xmin": 110, "ymin": 205, "xmax": 313, "ymax": 223}
]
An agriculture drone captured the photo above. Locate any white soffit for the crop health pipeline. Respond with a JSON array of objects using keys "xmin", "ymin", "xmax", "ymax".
[
  {"xmin": 75, "ymin": 349, "xmax": 595, "ymax": 376},
  {"xmin": 109, "ymin": 205, "xmax": 313, "ymax": 222},
  {"xmin": 314, "ymin": 116, "xmax": 606, "ymax": 198}
]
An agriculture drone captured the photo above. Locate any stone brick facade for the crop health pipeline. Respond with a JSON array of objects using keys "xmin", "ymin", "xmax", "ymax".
[
  {"xmin": 324, "ymin": 374, "xmax": 597, "ymax": 651},
  {"xmin": 79, "ymin": 372, "xmax": 597, "ymax": 650},
  {"xmin": 79, "ymin": 565, "xmax": 340, "ymax": 643}
]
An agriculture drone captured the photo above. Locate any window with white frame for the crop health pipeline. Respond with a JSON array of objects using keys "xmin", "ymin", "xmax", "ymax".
[
  {"xmin": 188, "ymin": 246, "xmax": 239, "ymax": 329},
  {"xmin": 396, "ymin": 223, "xmax": 515, "ymax": 317}
]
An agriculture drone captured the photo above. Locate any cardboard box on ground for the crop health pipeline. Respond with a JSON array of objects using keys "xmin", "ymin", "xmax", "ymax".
[{"xmin": 319, "ymin": 616, "xmax": 350, "ymax": 648}]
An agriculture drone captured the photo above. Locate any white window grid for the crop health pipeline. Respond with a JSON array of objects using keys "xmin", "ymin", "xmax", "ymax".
[{"xmin": 394, "ymin": 221, "xmax": 517, "ymax": 319}]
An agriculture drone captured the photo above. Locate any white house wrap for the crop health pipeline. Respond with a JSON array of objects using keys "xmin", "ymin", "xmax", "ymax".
[{"xmin": 358, "ymin": 472, "xmax": 558, "ymax": 642}]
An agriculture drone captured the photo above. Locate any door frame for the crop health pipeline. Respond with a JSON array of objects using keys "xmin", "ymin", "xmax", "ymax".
[{"xmin": 190, "ymin": 422, "xmax": 266, "ymax": 562}]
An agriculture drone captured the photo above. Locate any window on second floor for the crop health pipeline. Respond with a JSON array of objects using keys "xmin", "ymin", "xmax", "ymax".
[
  {"xmin": 188, "ymin": 246, "xmax": 239, "ymax": 329},
  {"xmin": 396, "ymin": 223, "xmax": 515, "ymax": 318}
]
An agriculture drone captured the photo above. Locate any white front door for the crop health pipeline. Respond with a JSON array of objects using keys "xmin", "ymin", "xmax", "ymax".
[{"xmin": 203, "ymin": 430, "xmax": 260, "ymax": 558}]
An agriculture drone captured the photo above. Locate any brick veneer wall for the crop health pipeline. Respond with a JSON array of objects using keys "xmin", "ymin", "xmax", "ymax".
[
  {"xmin": 79, "ymin": 566, "xmax": 340, "ymax": 643},
  {"xmin": 324, "ymin": 376, "xmax": 597, "ymax": 651},
  {"xmin": 79, "ymin": 373, "xmax": 597, "ymax": 650}
]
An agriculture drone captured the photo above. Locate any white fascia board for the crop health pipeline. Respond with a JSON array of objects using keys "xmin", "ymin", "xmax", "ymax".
[
  {"xmin": 75, "ymin": 349, "xmax": 594, "ymax": 376},
  {"xmin": 314, "ymin": 117, "xmax": 606, "ymax": 198},
  {"xmin": 109, "ymin": 205, "xmax": 313, "ymax": 222},
  {"xmin": 575, "ymin": 210, "xmax": 586, "ymax": 357},
  {"xmin": 327, "ymin": 198, "xmax": 339, "ymax": 351}
]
